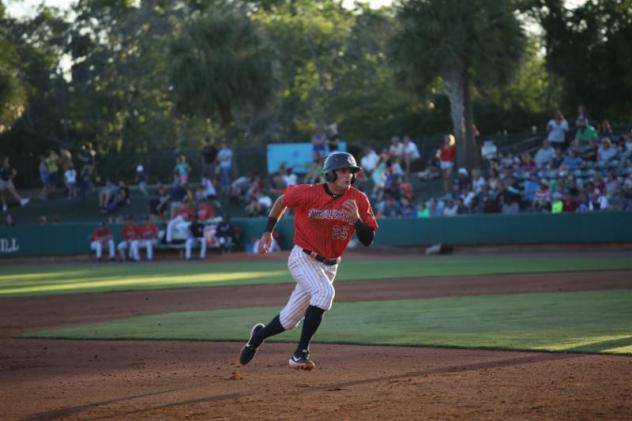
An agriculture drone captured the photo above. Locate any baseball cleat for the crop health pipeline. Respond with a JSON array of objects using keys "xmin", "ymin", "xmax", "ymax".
[
  {"xmin": 288, "ymin": 349, "xmax": 316, "ymax": 370},
  {"xmin": 239, "ymin": 323, "xmax": 265, "ymax": 365}
]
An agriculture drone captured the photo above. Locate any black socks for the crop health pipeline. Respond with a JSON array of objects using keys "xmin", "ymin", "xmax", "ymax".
[
  {"xmin": 296, "ymin": 305, "xmax": 325, "ymax": 354},
  {"xmin": 252, "ymin": 315, "xmax": 285, "ymax": 347}
]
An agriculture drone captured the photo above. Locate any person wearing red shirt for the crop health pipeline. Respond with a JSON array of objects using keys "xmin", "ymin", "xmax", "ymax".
[
  {"xmin": 239, "ymin": 152, "xmax": 378, "ymax": 370},
  {"xmin": 436, "ymin": 134, "xmax": 457, "ymax": 193},
  {"xmin": 140, "ymin": 217, "xmax": 159, "ymax": 260},
  {"xmin": 166, "ymin": 202, "xmax": 194, "ymax": 243},
  {"xmin": 90, "ymin": 222, "xmax": 115, "ymax": 260},
  {"xmin": 117, "ymin": 217, "xmax": 141, "ymax": 261},
  {"xmin": 197, "ymin": 200, "xmax": 215, "ymax": 222}
]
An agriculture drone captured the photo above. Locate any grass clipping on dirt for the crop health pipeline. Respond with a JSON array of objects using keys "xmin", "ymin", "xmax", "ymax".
[
  {"xmin": 26, "ymin": 289, "xmax": 632, "ymax": 355},
  {"xmin": 3, "ymin": 255, "xmax": 632, "ymax": 297}
]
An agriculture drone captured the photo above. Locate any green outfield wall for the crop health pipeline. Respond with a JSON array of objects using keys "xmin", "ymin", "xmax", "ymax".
[{"xmin": 1, "ymin": 212, "xmax": 631, "ymax": 258}]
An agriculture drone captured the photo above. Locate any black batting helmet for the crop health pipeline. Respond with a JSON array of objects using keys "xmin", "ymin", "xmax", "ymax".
[{"xmin": 323, "ymin": 152, "xmax": 361, "ymax": 182}]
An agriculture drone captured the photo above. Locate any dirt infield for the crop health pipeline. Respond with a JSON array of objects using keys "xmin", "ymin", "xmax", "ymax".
[{"xmin": 1, "ymin": 260, "xmax": 631, "ymax": 420}]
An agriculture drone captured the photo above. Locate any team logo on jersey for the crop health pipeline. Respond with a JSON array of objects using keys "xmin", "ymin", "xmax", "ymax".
[{"xmin": 308, "ymin": 208, "xmax": 354, "ymax": 224}]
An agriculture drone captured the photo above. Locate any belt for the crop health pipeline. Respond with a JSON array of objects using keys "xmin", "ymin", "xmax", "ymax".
[{"xmin": 302, "ymin": 248, "xmax": 340, "ymax": 266}]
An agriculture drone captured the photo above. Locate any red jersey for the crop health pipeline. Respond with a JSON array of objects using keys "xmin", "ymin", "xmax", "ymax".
[
  {"xmin": 141, "ymin": 223, "xmax": 159, "ymax": 240},
  {"xmin": 122, "ymin": 224, "xmax": 139, "ymax": 240},
  {"xmin": 439, "ymin": 144, "xmax": 456, "ymax": 162},
  {"xmin": 174, "ymin": 207, "xmax": 193, "ymax": 220},
  {"xmin": 92, "ymin": 227, "xmax": 112, "ymax": 241},
  {"xmin": 284, "ymin": 184, "xmax": 378, "ymax": 259},
  {"xmin": 197, "ymin": 204, "xmax": 215, "ymax": 221}
]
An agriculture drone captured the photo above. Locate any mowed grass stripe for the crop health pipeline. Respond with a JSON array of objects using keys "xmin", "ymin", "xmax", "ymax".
[
  {"xmin": 2, "ymin": 255, "xmax": 632, "ymax": 297},
  {"xmin": 26, "ymin": 289, "xmax": 632, "ymax": 355}
]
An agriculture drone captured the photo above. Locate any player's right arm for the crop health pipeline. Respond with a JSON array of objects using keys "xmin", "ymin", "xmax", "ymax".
[{"xmin": 258, "ymin": 194, "xmax": 287, "ymax": 254}]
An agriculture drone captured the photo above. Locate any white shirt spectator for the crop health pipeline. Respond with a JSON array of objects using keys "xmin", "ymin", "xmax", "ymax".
[
  {"xmin": 361, "ymin": 149, "xmax": 380, "ymax": 174},
  {"xmin": 472, "ymin": 176, "xmax": 486, "ymax": 194},
  {"xmin": 257, "ymin": 194, "xmax": 272, "ymax": 210},
  {"xmin": 218, "ymin": 146, "xmax": 233, "ymax": 169},
  {"xmin": 443, "ymin": 202, "xmax": 459, "ymax": 216},
  {"xmin": 534, "ymin": 143, "xmax": 556, "ymax": 168},
  {"xmin": 481, "ymin": 140, "xmax": 498, "ymax": 160},
  {"xmin": 547, "ymin": 118, "xmax": 569, "ymax": 144},
  {"xmin": 403, "ymin": 138, "xmax": 420, "ymax": 160},
  {"xmin": 64, "ymin": 168, "xmax": 77, "ymax": 184},
  {"xmin": 282, "ymin": 172, "xmax": 298, "ymax": 187},
  {"xmin": 597, "ymin": 143, "xmax": 618, "ymax": 163},
  {"xmin": 462, "ymin": 190, "xmax": 476, "ymax": 208},
  {"xmin": 201, "ymin": 176, "xmax": 216, "ymax": 198}
]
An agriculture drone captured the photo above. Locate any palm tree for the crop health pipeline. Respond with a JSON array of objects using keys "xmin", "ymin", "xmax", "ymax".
[
  {"xmin": 169, "ymin": 6, "xmax": 277, "ymax": 140},
  {"xmin": 391, "ymin": 0, "xmax": 526, "ymax": 167}
]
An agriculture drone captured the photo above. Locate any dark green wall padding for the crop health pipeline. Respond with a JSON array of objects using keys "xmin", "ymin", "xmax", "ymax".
[{"xmin": 1, "ymin": 212, "xmax": 631, "ymax": 258}]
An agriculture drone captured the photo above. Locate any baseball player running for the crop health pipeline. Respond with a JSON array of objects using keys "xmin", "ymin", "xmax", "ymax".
[{"xmin": 239, "ymin": 152, "xmax": 378, "ymax": 370}]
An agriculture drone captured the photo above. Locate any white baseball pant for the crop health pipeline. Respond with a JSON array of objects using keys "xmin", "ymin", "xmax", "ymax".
[
  {"xmin": 90, "ymin": 239, "xmax": 115, "ymax": 259},
  {"xmin": 279, "ymin": 245, "xmax": 338, "ymax": 330},
  {"xmin": 117, "ymin": 240, "xmax": 140, "ymax": 261},
  {"xmin": 185, "ymin": 237, "xmax": 207, "ymax": 259}
]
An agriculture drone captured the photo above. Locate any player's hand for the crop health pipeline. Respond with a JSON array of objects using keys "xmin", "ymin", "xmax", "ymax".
[
  {"xmin": 342, "ymin": 200, "xmax": 360, "ymax": 223},
  {"xmin": 258, "ymin": 232, "xmax": 273, "ymax": 255}
]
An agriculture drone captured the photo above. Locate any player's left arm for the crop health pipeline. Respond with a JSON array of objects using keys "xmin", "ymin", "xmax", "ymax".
[{"xmin": 343, "ymin": 196, "xmax": 377, "ymax": 247}]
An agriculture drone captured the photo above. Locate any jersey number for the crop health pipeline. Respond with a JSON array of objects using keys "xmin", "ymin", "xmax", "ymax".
[{"xmin": 332, "ymin": 225, "xmax": 350, "ymax": 241}]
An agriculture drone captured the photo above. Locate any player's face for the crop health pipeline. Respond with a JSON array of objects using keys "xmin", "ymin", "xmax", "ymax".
[{"xmin": 332, "ymin": 168, "xmax": 354, "ymax": 191}]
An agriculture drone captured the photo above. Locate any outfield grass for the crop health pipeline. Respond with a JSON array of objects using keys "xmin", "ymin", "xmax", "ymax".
[
  {"xmin": 27, "ymin": 290, "xmax": 632, "ymax": 355},
  {"xmin": 2, "ymin": 254, "xmax": 632, "ymax": 297}
]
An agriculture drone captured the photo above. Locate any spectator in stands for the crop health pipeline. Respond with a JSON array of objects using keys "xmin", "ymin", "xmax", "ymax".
[
  {"xmin": 360, "ymin": 147, "xmax": 380, "ymax": 177},
  {"xmin": 201, "ymin": 138, "xmax": 218, "ymax": 180},
  {"xmin": 546, "ymin": 110, "xmax": 569, "ymax": 148},
  {"xmin": 200, "ymin": 172, "xmax": 217, "ymax": 200},
  {"xmin": 533, "ymin": 180, "xmax": 552, "ymax": 211},
  {"xmin": 561, "ymin": 149, "xmax": 584, "ymax": 172},
  {"xmin": 174, "ymin": 155, "xmax": 191, "ymax": 186},
  {"xmin": 117, "ymin": 216, "xmax": 141, "ymax": 261},
  {"xmin": 148, "ymin": 184, "xmax": 169, "ymax": 222},
  {"xmin": 168, "ymin": 181, "xmax": 189, "ymax": 217},
  {"xmin": 0, "ymin": 157, "xmax": 30, "ymax": 212},
  {"xmin": 598, "ymin": 119, "xmax": 614, "ymax": 139},
  {"xmin": 534, "ymin": 139, "xmax": 556, "ymax": 168},
  {"xmin": 437, "ymin": 134, "xmax": 457, "ymax": 193},
  {"xmin": 574, "ymin": 117, "xmax": 599, "ymax": 158},
  {"xmin": 481, "ymin": 140, "xmax": 498, "ymax": 161},
  {"xmin": 216, "ymin": 213, "xmax": 236, "ymax": 254},
  {"xmin": 217, "ymin": 141, "xmax": 233, "ymax": 195},
  {"xmin": 311, "ymin": 129, "xmax": 327, "ymax": 159},
  {"xmin": 90, "ymin": 222, "xmax": 115, "ymax": 261},
  {"xmin": 245, "ymin": 192, "xmax": 272, "ymax": 217},
  {"xmin": 389, "ymin": 136, "xmax": 405, "ymax": 162},
  {"xmin": 45, "ymin": 149, "xmax": 60, "ymax": 192},
  {"xmin": 79, "ymin": 165, "xmax": 93, "ymax": 200},
  {"xmin": 230, "ymin": 174, "xmax": 252, "ymax": 203},
  {"xmin": 139, "ymin": 216, "xmax": 159, "ymax": 261},
  {"xmin": 59, "ymin": 147, "xmax": 73, "ymax": 173},
  {"xmin": 500, "ymin": 195, "xmax": 519, "ymax": 214},
  {"xmin": 184, "ymin": 215, "xmax": 207, "ymax": 260},
  {"xmin": 402, "ymin": 136, "xmax": 421, "ymax": 174},
  {"xmin": 376, "ymin": 194, "xmax": 402, "ymax": 218},
  {"xmin": 282, "ymin": 168, "xmax": 298, "ymax": 187},
  {"xmin": 77, "ymin": 142, "xmax": 96, "ymax": 178},
  {"xmin": 136, "ymin": 164, "xmax": 148, "ymax": 195},
  {"xmin": 197, "ymin": 199, "xmax": 216, "ymax": 223},
  {"xmin": 64, "ymin": 164, "xmax": 77, "ymax": 199},
  {"xmin": 443, "ymin": 198, "xmax": 459, "ymax": 216},
  {"xmin": 166, "ymin": 200, "xmax": 194, "ymax": 243},
  {"xmin": 245, "ymin": 175, "xmax": 265, "ymax": 203},
  {"xmin": 305, "ymin": 156, "xmax": 324, "ymax": 185},
  {"xmin": 106, "ymin": 181, "xmax": 131, "ymax": 213},
  {"xmin": 597, "ymin": 138, "xmax": 618, "ymax": 166},
  {"xmin": 328, "ymin": 132, "xmax": 340, "ymax": 152},
  {"xmin": 98, "ymin": 180, "xmax": 117, "ymax": 210},
  {"xmin": 38, "ymin": 155, "xmax": 49, "ymax": 200}
]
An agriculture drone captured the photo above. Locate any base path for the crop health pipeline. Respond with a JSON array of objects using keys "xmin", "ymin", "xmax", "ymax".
[{"xmin": 1, "ymin": 268, "xmax": 631, "ymax": 420}]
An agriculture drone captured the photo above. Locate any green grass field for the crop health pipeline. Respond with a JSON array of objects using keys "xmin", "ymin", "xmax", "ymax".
[
  {"xmin": 2, "ymin": 254, "xmax": 632, "ymax": 297},
  {"xmin": 7, "ymin": 254, "xmax": 632, "ymax": 355},
  {"xmin": 27, "ymin": 290, "xmax": 632, "ymax": 355}
]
